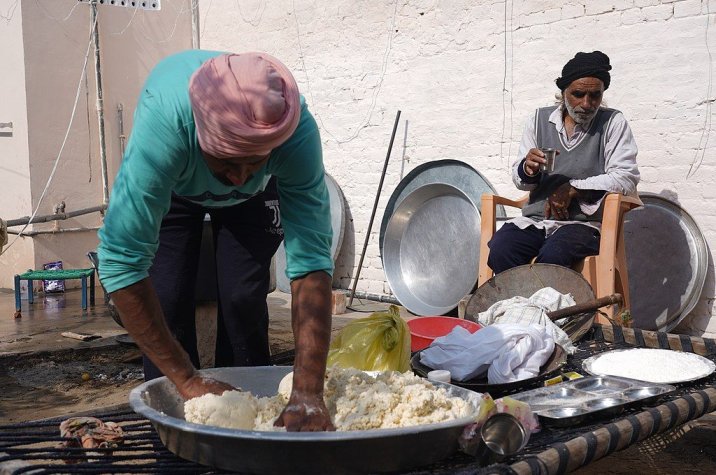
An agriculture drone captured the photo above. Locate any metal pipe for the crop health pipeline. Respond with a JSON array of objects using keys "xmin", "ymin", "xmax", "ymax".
[
  {"xmin": 348, "ymin": 110, "xmax": 401, "ymax": 307},
  {"xmin": 91, "ymin": 1, "xmax": 110, "ymax": 205},
  {"xmin": 6, "ymin": 204, "xmax": 107, "ymax": 227},
  {"xmin": 7, "ymin": 226, "xmax": 101, "ymax": 236},
  {"xmin": 346, "ymin": 290, "xmax": 400, "ymax": 305},
  {"xmin": 117, "ymin": 103, "xmax": 126, "ymax": 158},
  {"xmin": 190, "ymin": 0, "xmax": 200, "ymax": 49}
]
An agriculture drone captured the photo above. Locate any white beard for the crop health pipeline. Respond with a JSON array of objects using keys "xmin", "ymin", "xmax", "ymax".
[{"xmin": 564, "ymin": 99, "xmax": 598, "ymax": 125}]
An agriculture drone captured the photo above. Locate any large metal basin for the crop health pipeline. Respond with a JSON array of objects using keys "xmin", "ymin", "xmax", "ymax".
[
  {"xmin": 383, "ymin": 183, "xmax": 481, "ymax": 315},
  {"xmin": 129, "ymin": 366, "xmax": 482, "ymax": 475}
]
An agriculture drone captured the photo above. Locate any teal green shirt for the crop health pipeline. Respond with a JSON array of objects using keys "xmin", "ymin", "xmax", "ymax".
[{"xmin": 98, "ymin": 50, "xmax": 333, "ymax": 293}]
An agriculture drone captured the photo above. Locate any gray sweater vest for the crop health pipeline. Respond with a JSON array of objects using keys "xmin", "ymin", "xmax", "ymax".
[{"xmin": 522, "ymin": 106, "xmax": 617, "ymax": 222}]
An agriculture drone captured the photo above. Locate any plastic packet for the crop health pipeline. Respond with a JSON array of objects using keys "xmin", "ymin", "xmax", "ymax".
[
  {"xmin": 43, "ymin": 260, "xmax": 65, "ymax": 293},
  {"xmin": 327, "ymin": 305, "xmax": 410, "ymax": 372}
]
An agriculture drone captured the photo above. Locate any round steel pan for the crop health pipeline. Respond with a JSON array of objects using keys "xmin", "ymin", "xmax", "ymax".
[
  {"xmin": 129, "ymin": 366, "xmax": 482, "ymax": 475},
  {"xmin": 623, "ymin": 193, "xmax": 709, "ymax": 331},
  {"xmin": 582, "ymin": 348, "xmax": 716, "ymax": 384},
  {"xmin": 379, "ymin": 159, "xmax": 505, "ymax": 261},
  {"xmin": 383, "ymin": 183, "xmax": 481, "ymax": 316},
  {"xmin": 464, "ymin": 264, "xmax": 596, "ymax": 344},
  {"xmin": 274, "ymin": 173, "xmax": 346, "ymax": 293},
  {"xmin": 411, "ymin": 344, "xmax": 567, "ymax": 398}
]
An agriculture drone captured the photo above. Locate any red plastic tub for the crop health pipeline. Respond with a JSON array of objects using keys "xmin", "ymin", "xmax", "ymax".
[{"xmin": 407, "ymin": 316, "xmax": 482, "ymax": 352}]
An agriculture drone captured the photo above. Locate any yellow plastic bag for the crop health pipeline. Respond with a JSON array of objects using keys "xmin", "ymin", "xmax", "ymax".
[{"xmin": 327, "ymin": 305, "xmax": 411, "ymax": 372}]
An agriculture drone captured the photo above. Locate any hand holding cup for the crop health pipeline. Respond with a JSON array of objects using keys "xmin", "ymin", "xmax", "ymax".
[{"xmin": 523, "ymin": 148, "xmax": 559, "ymax": 176}]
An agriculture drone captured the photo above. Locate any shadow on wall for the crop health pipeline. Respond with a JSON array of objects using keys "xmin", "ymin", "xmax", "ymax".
[
  {"xmin": 626, "ymin": 189, "xmax": 705, "ymax": 332},
  {"xmin": 332, "ymin": 193, "xmax": 355, "ymax": 292}
]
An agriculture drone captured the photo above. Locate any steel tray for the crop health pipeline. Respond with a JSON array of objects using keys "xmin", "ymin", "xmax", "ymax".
[
  {"xmin": 129, "ymin": 366, "xmax": 483, "ymax": 475},
  {"xmin": 582, "ymin": 348, "xmax": 716, "ymax": 384},
  {"xmin": 510, "ymin": 375, "xmax": 675, "ymax": 427}
]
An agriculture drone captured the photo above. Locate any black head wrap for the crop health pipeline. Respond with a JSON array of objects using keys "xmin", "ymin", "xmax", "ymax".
[{"xmin": 555, "ymin": 51, "xmax": 611, "ymax": 91}]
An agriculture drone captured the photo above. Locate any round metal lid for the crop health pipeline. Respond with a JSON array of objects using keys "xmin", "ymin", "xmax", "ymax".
[
  {"xmin": 274, "ymin": 173, "xmax": 346, "ymax": 293},
  {"xmin": 624, "ymin": 193, "xmax": 708, "ymax": 331},
  {"xmin": 379, "ymin": 159, "xmax": 504, "ymax": 261},
  {"xmin": 383, "ymin": 183, "xmax": 481, "ymax": 316},
  {"xmin": 464, "ymin": 263, "xmax": 596, "ymax": 344}
]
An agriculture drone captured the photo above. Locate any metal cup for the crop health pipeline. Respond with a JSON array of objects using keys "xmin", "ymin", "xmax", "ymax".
[
  {"xmin": 539, "ymin": 148, "xmax": 557, "ymax": 173},
  {"xmin": 475, "ymin": 413, "xmax": 530, "ymax": 467}
]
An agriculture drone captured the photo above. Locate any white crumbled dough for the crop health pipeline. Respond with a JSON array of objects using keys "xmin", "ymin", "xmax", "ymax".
[
  {"xmin": 185, "ymin": 367, "xmax": 474, "ymax": 432},
  {"xmin": 184, "ymin": 390, "xmax": 257, "ymax": 430},
  {"xmin": 589, "ymin": 348, "xmax": 714, "ymax": 383}
]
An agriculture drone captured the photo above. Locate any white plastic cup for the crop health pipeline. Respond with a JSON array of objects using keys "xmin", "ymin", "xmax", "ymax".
[{"xmin": 427, "ymin": 370, "xmax": 452, "ymax": 383}]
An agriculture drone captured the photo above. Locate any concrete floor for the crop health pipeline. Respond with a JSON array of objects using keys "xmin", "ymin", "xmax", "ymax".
[{"xmin": 0, "ymin": 287, "xmax": 407, "ymax": 357}]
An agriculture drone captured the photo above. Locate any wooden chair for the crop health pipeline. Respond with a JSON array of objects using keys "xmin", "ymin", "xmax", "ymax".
[{"xmin": 477, "ymin": 192, "xmax": 643, "ymax": 323}]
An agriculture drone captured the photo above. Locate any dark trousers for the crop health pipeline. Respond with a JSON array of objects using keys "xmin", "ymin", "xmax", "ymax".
[
  {"xmin": 144, "ymin": 179, "xmax": 284, "ymax": 381},
  {"xmin": 487, "ymin": 222, "xmax": 601, "ymax": 275}
]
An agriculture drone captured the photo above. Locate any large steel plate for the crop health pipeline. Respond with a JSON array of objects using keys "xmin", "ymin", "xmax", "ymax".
[
  {"xmin": 274, "ymin": 173, "xmax": 346, "ymax": 293},
  {"xmin": 624, "ymin": 193, "xmax": 709, "ymax": 331},
  {"xmin": 582, "ymin": 348, "xmax": 715, "ymax": 384},
  {"xmin": 379, "ymin": 159, "xmax": 505, "ymax": 260},
  {"xmin": 383, "ymin": 183, "xmax": 481, "ymax": 316},
  {"xmin": 464, "ymin": 264, "xmax": 597, "ymax": 344},
  {"xmin": 129, "ymin": 366, "xmax": 482, "ymax": 475}
]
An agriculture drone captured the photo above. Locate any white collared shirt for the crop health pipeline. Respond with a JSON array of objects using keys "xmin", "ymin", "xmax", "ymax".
[{"xmin": 508, "ymin": 105, "xmax": 640, "ymax": 235}]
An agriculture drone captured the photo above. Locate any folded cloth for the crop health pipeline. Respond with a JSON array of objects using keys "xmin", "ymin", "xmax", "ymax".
[
  {"xmin": 420, "ymin": 323, "xmax": 555, "ymax": 384},
  {"xmin": 475, "ymin": 287, "xmax": 577, "ymax": 354},
  {"xmin": 58, "ymin": 416, "xmax": 124, "ymax": 464}
]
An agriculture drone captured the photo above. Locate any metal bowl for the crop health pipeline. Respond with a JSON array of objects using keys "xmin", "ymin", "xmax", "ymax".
[
  {"xmin": 129, "ymin": 366, "xmax": 483, "ymax": 475},
  {"xmin": 274, "ymin": 173, "xmax": 346, "ymax": 293},
  {"xmin": 382, "ymin": 183, "xmax": 481, "ymax": 316},
  {"xmin": 379, "ymin": 159, "xmax": 504, "ymax": 260}
]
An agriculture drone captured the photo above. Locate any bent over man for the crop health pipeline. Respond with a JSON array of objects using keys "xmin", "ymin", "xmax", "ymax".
[{"xmin": 98, "ymin": 50, "xmax": 334, "ymax": 431}]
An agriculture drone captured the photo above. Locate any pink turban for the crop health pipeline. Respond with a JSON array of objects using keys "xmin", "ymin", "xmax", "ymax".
[{"xmin": 189, "ymin": 52, "xmax": 301, "ymax": 159}]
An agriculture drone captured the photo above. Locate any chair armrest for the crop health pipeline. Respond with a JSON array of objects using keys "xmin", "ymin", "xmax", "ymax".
[
  {"xmin": 490, "ymin": 194, "xmax": 529, "ymax": 209},
  {"xmin": 478, "ymin": 193, "xmax": 528, "ymax": 286}
]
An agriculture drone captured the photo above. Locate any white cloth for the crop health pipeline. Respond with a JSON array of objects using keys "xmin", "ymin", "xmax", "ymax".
[
  {"xmin": 475, "ymin": 287, "xmax": 577, "ymax": 354},
  {"xmin": 420, "ymin": 323, "xmax": 555, "ymax": 384},
  {"xmin": 509, "ymin": 105, "xmax": 639, "ymax": 236}
]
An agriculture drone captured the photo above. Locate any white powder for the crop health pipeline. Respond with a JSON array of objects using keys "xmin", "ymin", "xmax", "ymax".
[
  {"xmin": 588, "ymin": 348, "xmax": 714, "ymax": 383},
  {"xmin": 184, "ymin": 367, "xmax": 475, "ymax": 432}
]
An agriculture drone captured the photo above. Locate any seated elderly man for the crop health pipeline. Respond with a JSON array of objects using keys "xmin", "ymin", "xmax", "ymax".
[{"xmin": 487, "ymin": 50, "xmax": 639, "ymax": 274}]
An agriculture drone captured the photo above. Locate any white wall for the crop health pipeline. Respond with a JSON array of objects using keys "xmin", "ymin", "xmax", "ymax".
[
  {"xmin": 0, "ymin": 0, "xmax": 35, "ymax": 273},
  {"xmin": 199, "ymin": 0, "xmax": 716, "ymax": 336},
  {"xmin": 0, "ymin": 0, "xmax": 193, "ymax": 288}
]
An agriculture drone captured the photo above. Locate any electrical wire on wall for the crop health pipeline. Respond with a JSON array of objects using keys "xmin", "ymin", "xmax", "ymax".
[
  {"xmin": 499, "ymin": 0, "xmax": 516, "ymax": 171},
  {"xmin": 686, "ymin": 3, "xmax": 714, "ymax": 180},
  {"xmin": 33, "ymin": 0, "xmax": 82, "ymax": 23},
  {"xmin": 0, "ymin": 0, "xmax": 19, "ymax": 23},
  {"xmin": 106, "ymin": 1, "xmax": 189, "ymax": 44},
  {"xmin": 292, "ymin": 0, "xmax": 398, "ymax": 145},
  {"xmin": 236, "ymin": 0, "xmax": 265, "ymax": 27},
  {"xmin": 0, "ymin": 13, "xmax": 98, "ymax": 257}
]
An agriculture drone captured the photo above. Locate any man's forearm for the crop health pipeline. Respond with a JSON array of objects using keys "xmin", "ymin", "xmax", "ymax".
[
  {"xmin": 110, "ymin": 278, "xmax": 197, "ymax": 387},
  {"xmin": 289, "ymin": 271, "xmax": 332, "ymax": 395}
]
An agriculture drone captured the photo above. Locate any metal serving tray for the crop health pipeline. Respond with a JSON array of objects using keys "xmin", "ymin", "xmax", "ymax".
[
  {"xmin": 129, "ymin": 366, "xmax": 483, "ymax": 475},
  {"xmin": 510, "ymin": 376, "xmax": 675, "ymax": 427}
]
